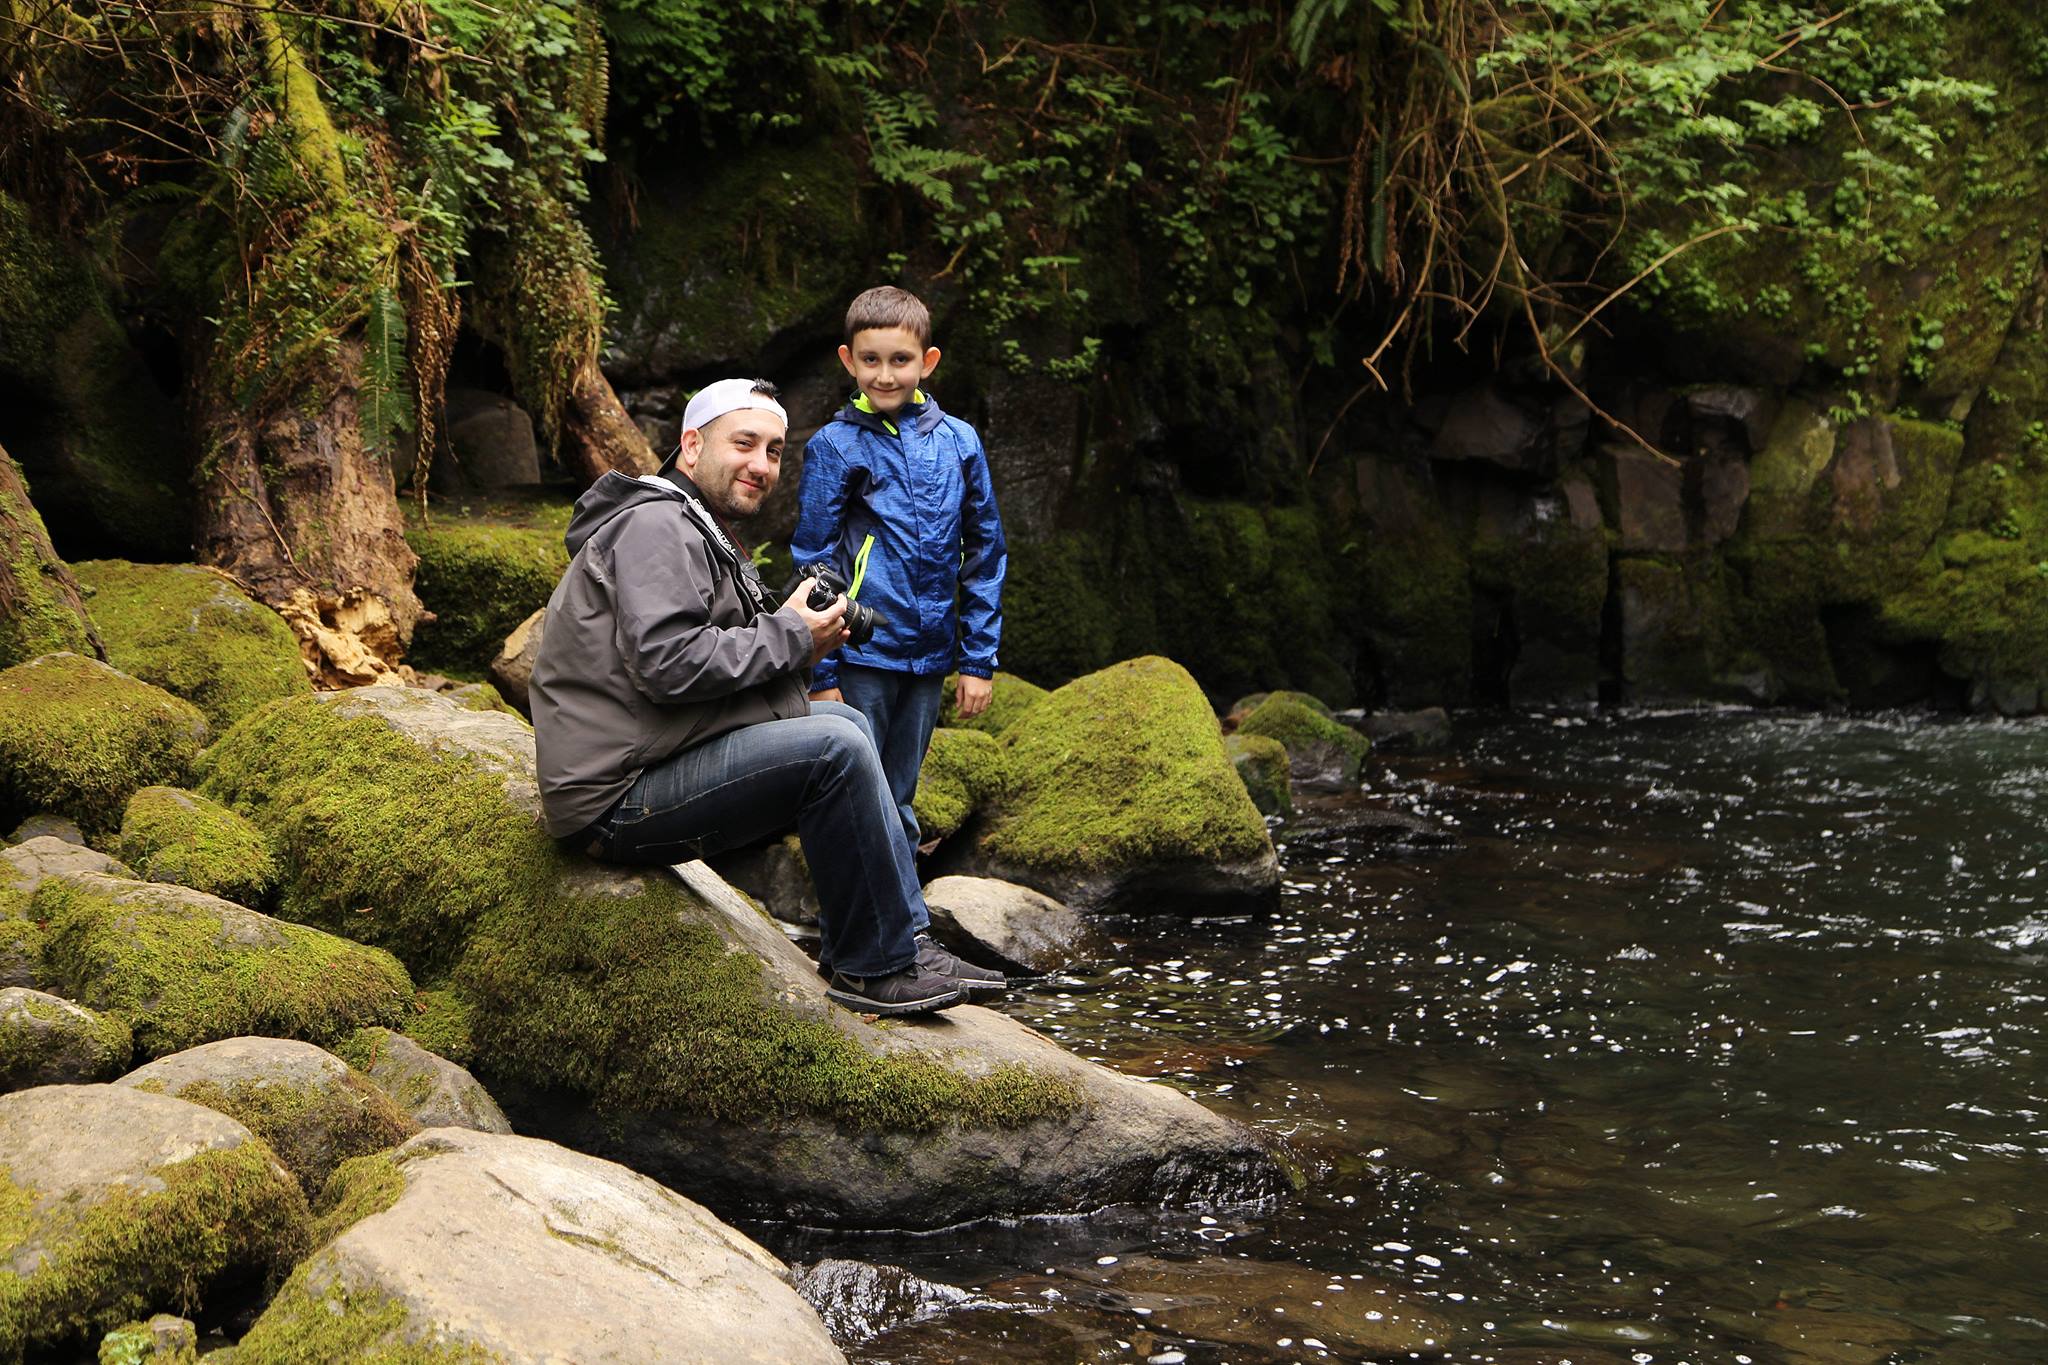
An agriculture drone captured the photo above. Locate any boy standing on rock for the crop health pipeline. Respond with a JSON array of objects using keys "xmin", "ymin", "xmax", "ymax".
[{"xmin": 793, "ymin": 286, "xmax": 1009, "ymax": 860}]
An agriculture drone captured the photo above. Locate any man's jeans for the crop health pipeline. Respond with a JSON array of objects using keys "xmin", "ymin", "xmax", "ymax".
[
  {"xmin": 585, "ymin": 702, "xmax": 927, "ymax": 977},
  {"xmin": 837, "ymin": 664, "xmax": 946, "ymax": 854}
]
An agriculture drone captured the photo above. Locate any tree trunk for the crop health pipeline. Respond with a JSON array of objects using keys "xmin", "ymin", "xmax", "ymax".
[
  {"xmin": 562, "ymin": 352, "xmax": 658, "ymax": 483},
  {"xmin": 195, "ymin": 339, "xmax": 422, "ymax": 687},
  {"xmin": 0, "ymin": 440, "xmax": 104, "ymax": 668}
]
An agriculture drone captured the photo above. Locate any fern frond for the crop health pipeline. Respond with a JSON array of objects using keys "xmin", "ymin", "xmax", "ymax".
[{"xmin": 360, "ymin": 284, "xmax": 414, "ymax": 462}]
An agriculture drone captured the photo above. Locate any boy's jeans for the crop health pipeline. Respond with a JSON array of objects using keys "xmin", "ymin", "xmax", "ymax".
[
  {"xmin": 836, "ymin": 664, "xmax": 946, "ymax": 857},
  {"xmin": 582, "ymin": 701, "xmax": 927, "ymax": 976}
]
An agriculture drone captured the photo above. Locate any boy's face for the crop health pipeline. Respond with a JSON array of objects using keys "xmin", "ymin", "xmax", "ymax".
[{"xmin": 838, "ymin": 326, "xmax": 941, "ymax": 417}]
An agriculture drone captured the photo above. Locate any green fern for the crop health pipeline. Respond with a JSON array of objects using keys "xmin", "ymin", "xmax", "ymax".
[{"xmin": 360, "ymin": 284, "xmax": 413, "ymax": 462}]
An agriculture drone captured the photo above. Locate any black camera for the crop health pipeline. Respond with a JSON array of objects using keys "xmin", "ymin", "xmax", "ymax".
[{"xmin": 785, "ymin": 564, "xmax": 887, "ymax": 647}]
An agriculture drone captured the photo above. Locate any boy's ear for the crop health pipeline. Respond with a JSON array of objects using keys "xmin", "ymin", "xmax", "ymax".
[
  {"xmin": 836, "ymin": 343, "xmax": 856, "ymax": 377},
  {"xmin": 920, "ymin": 346, "xmax": 942, "ymax": 379}
]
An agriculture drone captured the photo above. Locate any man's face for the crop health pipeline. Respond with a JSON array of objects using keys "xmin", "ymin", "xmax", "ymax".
[
  {"xmin": 678, "ymin": 408, "xmax": 786, "ymax": 518},
  {"xmin": 838, "ymin": 326, "xmax": 940, "ymax": 416}
]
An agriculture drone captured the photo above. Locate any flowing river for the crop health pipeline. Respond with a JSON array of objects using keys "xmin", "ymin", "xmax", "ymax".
[{"xmin": 765, "ymin": 710, "xmax": 2048, "ymax": 1364}]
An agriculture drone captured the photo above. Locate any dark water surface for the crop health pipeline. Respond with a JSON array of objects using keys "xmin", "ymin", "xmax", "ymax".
[{"xmin": 766, "ymin": 711, "xmax": 2048, "ymax": 1364}]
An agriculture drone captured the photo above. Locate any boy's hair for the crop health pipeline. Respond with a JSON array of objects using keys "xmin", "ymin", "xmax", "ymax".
[{"xmin": 844, "ymin": 286, "xmax": 932, "ymax": 347}]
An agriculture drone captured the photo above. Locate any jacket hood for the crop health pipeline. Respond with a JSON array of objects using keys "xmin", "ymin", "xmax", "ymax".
[
  {"xmin": 834, "ymin": 389, "xmax": 947, "ymax": 438},
  {"xmin": 564, "ymin": 471, "xmax": 690, "ymax": 556}
]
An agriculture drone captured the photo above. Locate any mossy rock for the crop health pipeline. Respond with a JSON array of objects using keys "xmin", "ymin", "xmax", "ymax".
[
  {"xmin": 72, "ymin": 561, "xmax": 310, "ymax": 731},
  {"xmin": 963, "ymin": 657, "xmax": 1279, "ymax": 912},
  {"xmin": 1228, "ymin": 689, "xmax": 1332, "ymax": 722},
  {"xmin": 911, "ymin": 728, "xmax": 1007, "ymax": 842},
  {"xmin": 1236, "ymin": 695, "xmax": 1369, "ymax": 790},
  {"xmin": 1224, "ymin": 733, "xmax": 1292, "ymax": 817},
  {"xmin": 0, "ymin": 1084, "xmax": 309, "ymax": 1360},
  {"xmin": 0, "ymin": 837, "xmax": 136, "ymax": 988},
  {"xmin": 403, "ymin": 511, "xmax": 571, "ymax": 674},
  {"xmin": 0, "ymin": 471, "xmax": 97, "ymax": 670},
  {"xmin": 34, "ymin": 871, "xmax": 414, "ymax": 1059},
  {"xmin": 332, "ymin": 1028, "xmax": 510, "ymax": 1134},
  {"xmin": 0, "ymin": 986, "xmax": 132, "ymax": 1088},
  {"xmin": 116, "ymin": 787, "xmax": 278, "ymax": 907},
  {"xmin": 937, "ymin": 671, "xmax": 1049, "ymax": 736},
  {"xmin": 400, "ymin": 989, "xmax": 476, "ymax": 1068},
  {"xmin": 441, "ymin": 681, "xmax": 523, "ymax": 719},
  {"xmin": 197, "ymin": 687, "xmax": 1282, "ymax": 1227},
  {"xmin": 0, "ymin": 654, "xmax": 209, "ymax": 841},
  {"xmin": 96, "ymin": 1314, "xmax": 198, "ymax": 1364},
  {"xmin": 118, "ymin": 1037, "xmax": 421, "ymax": 1198}
]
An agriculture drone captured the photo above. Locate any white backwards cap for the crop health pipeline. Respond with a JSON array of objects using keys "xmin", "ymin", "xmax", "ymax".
[{"xmin": 682, "ymin": 378, "xmax": 788, "ymax": 435}]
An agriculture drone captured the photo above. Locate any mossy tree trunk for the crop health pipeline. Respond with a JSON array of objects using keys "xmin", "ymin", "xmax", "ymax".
[
  {"xmin": 563, "ymin": 351, "xmax": 657, "ymax": 483},
  {"xmin": 0, "ymin": 441, "xmax": 104, "ymax": 668}
]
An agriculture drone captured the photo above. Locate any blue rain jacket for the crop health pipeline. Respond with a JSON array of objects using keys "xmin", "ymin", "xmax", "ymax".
[{"xmin": 791, "ymin": 390, "xmax": 1006, "ymax": 691}]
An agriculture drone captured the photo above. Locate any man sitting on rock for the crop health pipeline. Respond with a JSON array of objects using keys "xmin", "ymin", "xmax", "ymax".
[{"xmin": 529, "ymin": 377, "xmax": 999, "ymax": 1016}]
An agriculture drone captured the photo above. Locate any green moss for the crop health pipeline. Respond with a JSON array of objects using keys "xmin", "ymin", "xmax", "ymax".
[
  {"xmin": 403, "ymin": 517, "xmax": 569, "ymax": 673},
  {"xmin": 982, "ymin": 656, "xmax": 1270, "ymax": 873},
  {"xmin": 116, "ymin": 787, "xmax": 279, "ymax": 907},
  {"xmin": 911, "ymin": 728, "xmax": 1007, "ymax": 841},
  {"xmin": 0, "ymin": 1142, "xmax": 309, "ymax": 1360},
  {"xmin": 1617, "ymin": 555, "xmax": 1757, "ymax": 702},
  {"xmin": 73, "ymin": 562, "xmax": 310, "ymax": 731},
  {"xmin": 34, "ymin": 875, "xmax": 414, "ymax": 1059},
  {"xmin": 999, "ymin": 535, "xmax": 1120, "ymax": 688},
  {"xmin": 938, "ymin": 671, "xmax": 1049, "ymax": 736},
  {"xmin": 0, "ymin": 653, "xmax": 209, "ymax": 840},
  {"xmin": 152, "ymin": 1075, "xmax": 417, "ymax": 1200},
  {"xmin": 1223, "ymin": 732, "xmax": 1292, "ymax": 817},
  {"xmin": 97, "ymin": 1316, "xmax": 197, "ymax": 1364},
  {"xmin": 1352, "ymin": 481, "xmax": 1474, "ymax": 707},
  {"xmin": 1237, "ymin": 697, "xmax": 1368, "ymax": 762},
  {"xmin": 443, "ymin": 683, "xmax": 520, "ymax": 718},
  {"xmin": 398, "ymin": 991, "xmax": 474, "ymax": 1067},
  {"xmin": 307, "ymin": 1151, "xmax": 406, "ymax": 1250},
  {"xmin": 1229, "ymin": 689, "xmax": 1331, "ymax": 719},
  {"xmin": 199, "ymin": 694, "xmax": 1078, "ymax": 1131},
  {"xmin": 0, "ymin": 484, "xmax": 96, "ymax": 669},
  {"xmin": 333, "ymin": 1029, "xmax": 437, "ymax": 1113},
  {"xmin": 0, "ymin": 992, "xmax": 131, "ymax": 1089},
  {"xmin": 230, "ymin": 1263, "xmax": 495, "ymax": 1365}
]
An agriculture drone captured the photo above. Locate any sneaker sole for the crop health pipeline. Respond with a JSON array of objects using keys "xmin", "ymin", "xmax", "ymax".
[{"xmin": 825, "ymin": 983, "xmax": 966, "ymax": 1017}]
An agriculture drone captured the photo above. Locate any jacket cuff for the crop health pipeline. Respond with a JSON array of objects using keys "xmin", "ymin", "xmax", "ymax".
[
  {"xmin": 956, "ymin": 665, "xmax": 994, "ymax": 680},
  {"xmin": 811, "ymin": 660, "xmax": 840, "ymax": 691}
]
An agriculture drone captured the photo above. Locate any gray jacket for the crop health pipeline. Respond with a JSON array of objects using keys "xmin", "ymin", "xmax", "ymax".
[{"xmin": 531, "ymin": 471, "xmax": 811, "ymax": 838}]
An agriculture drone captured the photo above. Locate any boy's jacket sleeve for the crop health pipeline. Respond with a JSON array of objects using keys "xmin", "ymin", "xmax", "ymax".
[
  {"xmin": 956, "ymin": 427, "xmax": 1006, "ymax": 679},
  {"xmin": 790, "ymin": 431, "xmax": 853, "ymax": 692},
  {"xmin": 611, "ymin": 505, "xmax": 809, "ymax": 702}
]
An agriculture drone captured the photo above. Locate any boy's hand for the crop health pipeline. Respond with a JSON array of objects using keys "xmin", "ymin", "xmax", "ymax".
[
  {"xmin": 808, "ymin": 687, "xmax": 844, "ymax": 704},
  {"xmin": 955, "ymin": 674, "xmax": 993, "ymax": 719},
  {"xmin": 782, "ymin": 576, "xmax": 849, "ymax": 665}
]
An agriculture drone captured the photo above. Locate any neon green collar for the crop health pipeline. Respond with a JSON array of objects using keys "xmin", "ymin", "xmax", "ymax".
[{"xmin": 852, "ymin": 389, "xmax": 927, "ymax": 436}]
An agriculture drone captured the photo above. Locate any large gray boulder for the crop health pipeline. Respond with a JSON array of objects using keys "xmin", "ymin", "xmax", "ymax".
[
  {"xmin": 233, "ymin": 1128, "xmax": 843, "ymax": 1364},
  {"xmin": 116, "ymin": 1036, "xmax": 419, "ymax": 1196},
  {"xmin": 921, "ymin": 875, "xmax": 1087, "ymax": 976},
  {"xmin": 0, "ymin": 1085, "xmax": 308, "ymax": 1358},
  {"xmin": 0, "ymin": 986, "xmax": 130, "ymax": 1088},
  {"xmin": 335, "ymin": 1026, "xmax": 512, "ymax": 1134},
  {"xmin": 199, "ymin": 686, "xmax": 1287, "ymax": 1229}
]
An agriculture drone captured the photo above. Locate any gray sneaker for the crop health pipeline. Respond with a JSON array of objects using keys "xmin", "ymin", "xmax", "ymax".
[
  {"xmin": 826, "ymin": 963, "xmax": 964, "ymax": 1017},
  {"xmin": 914, "ymin": 932, "xmax": 1008, "ymax": 997}
]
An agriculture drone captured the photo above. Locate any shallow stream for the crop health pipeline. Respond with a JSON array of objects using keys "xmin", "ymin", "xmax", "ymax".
[{"xmin": 766, "ymin": 710, "xmax": 2048, "ymax": 1364}]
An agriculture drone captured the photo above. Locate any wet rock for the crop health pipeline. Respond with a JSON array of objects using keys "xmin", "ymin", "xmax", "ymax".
[
  {"xmin": 1225, "ymin": 732, "xmax": 1292, "ymax": 816},
  {"xmin": 31, "ymin": 870, "xmax": 414, "ymax": 1059},
  {"xmin": 1601, "ymin": 441, "xmax": 1688, "ymax": 553},
  {"xmin": 1236, "ymin": 694, "xmax": 1369, "ymax": 791},
  {"xmin": 708, "ymin": 834, "xmax": 818, "ymax": 926},
  {"xmin": 1353, "ymin": 707, "xmax": 1453, "ymax": 752},
  {"xmin": 488, "ymin": 606, "xmax": 545, "ymax": 713},
  {"xmin": 117, "ymin": 1036, "xmax": 419, "ymax": 1197},
  {"xmin": 1696, "ymin": 452, "xmax": 1751, "ymax": 546},
  {"xmin": 334, "ymin": 1026, "xmax": 512, "ymax": 1134},
  {"xmin": 0, "ymin": 1084, "xmax": 308, "ymax": 1359},
  {"xmin": 1432, "ymin": 384, "xmax": 1554, "ymax": 475},
  {"xmin": 0, "ymin": 986, "xmax": 131, "ymax": 1088},
  {"xmin": 1684, "ymin": 384, "xmax": 1777, "ymax": 453},
  {"xmin": 1282, "ymin": 804, "xmax": 1456, "ymax": 854},
  {"xmin": 790, "ymin": 1259, "xmax": 972, "ymax": 1346},
  {"xmin": 0, "ymin": 653, "xmax": 210, "ymax": 840},
  {"xmin": 232, "ymin": 1128, "xmax": 843, "ymax": 1364},
  {"xmin": 921, "ymin": 875, "xmax": 1088, "ymax": 976},
  {"xmin": 979, "ymin": 371, "xmax": 1082, "ymax": 541},
  {"xmin": 7, "ymin": 813, "xmax": 84, "ymax": 846},
  {"xmin": 96, "ymin": 1314, "xmax": 198, "ymax": 1363}
]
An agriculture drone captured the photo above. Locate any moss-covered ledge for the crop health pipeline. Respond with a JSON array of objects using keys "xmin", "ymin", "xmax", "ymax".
[{"xmin": 197, "ymin": 688, "xmax": 1285, "ymax": 1228}]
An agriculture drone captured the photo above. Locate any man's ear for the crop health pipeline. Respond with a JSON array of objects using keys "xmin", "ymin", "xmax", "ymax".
[
  {"xmin": 837, "ymin": 343, "xmax": 857, "ymax": 377},
  {"xmin": 677, "ymin": 426, "xmax": 703, "ymax": 473},
  {"xmin": 920, "ymin": 346, "xmax": 942, "ymax": 380}
]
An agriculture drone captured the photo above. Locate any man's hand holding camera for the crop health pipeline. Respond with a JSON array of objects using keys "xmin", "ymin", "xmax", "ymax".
[{"xmin": 784, "ymin": 574, "xmax": 850, "ymax": 667}]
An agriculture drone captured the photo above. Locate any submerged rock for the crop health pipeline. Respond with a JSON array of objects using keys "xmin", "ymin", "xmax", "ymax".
[
  {"xmin": 115, "ymin": 786, "xmax": 279, "ymax": 907},
  {"xmin": 233, "ymin": 1128, "xmax": 843, "ymax": 1364},
  {"xmin": 947, "ymin": 657, "xmax": 1280, "ymax": 913},
  {"xmin": 1352, "ymin": 706, "xmax": 1453, "ymax": 752},
  {"xmin": 921, "ymin": 875, "xmax": 1087, "ymax": 976},
  {"xmin": 0, "ymin": 653, "xmax": 210, "ymax": 840},
  {"xmin": 0, "ymin": 1084, "xmax": 309, "ymax": 1359},
  {"xmin": 333, "ymin": 1026, "xmax": 511, "ymax": 1134},
  {"xmin": 199, "ymin": 687, "xmax": 1285, "ymax": 1228},
  {"xmin": 790, "ymin": 1259, "xmax": 972, "ymax": 1346},
  {"xmin": 117, "ymin": 1036, "xmax": 420, "ymax": 1196},
  {"xmin": 73, "ymin": 560, "xmax": 311, "ymax": 730},
  {"xmin": 0, "ymin": 986, "xmax": 131, "ymax": 1088}
]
